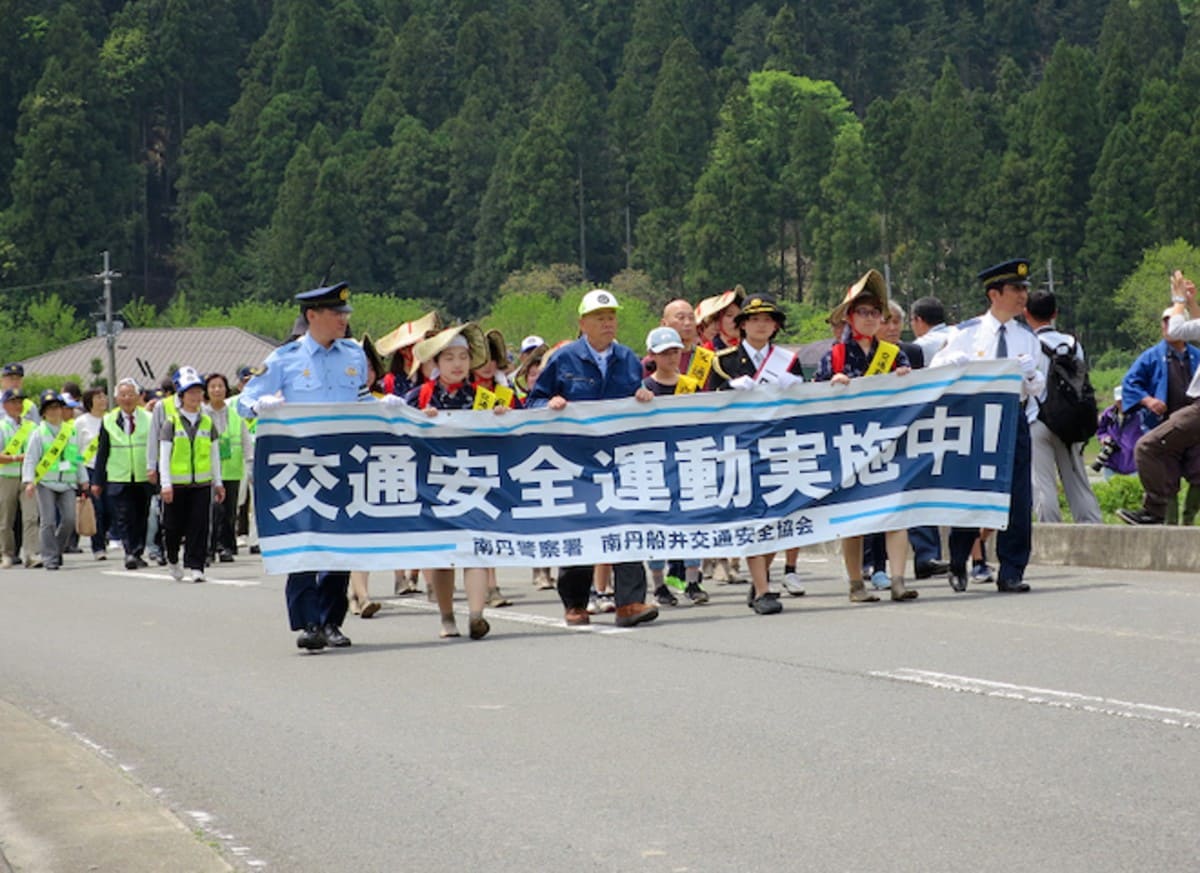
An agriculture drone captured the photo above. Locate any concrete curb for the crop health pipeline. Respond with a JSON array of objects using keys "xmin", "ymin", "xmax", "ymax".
[{"xmin": 0, "ymin": 699, "xmax": 232, "ymax": 873}]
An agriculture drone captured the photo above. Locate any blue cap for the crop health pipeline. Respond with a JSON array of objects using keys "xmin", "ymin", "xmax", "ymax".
[
  {"xmin": 2, "ymin": 363, "xmax": 24, "ymax": 377},
  {"xmin": 978, "ymin": 259, "xmax": 1031, "ymax": 288},
  {"xmin": 295, "ymin": 282, "xmax": 352, "ymax": 313},
  {"xmin": 1, "ymin": 389, "xmax": 24, "ymax": 403},
  {"xmin": 38, "ymin": 389, "xmax": 64, "ymax": 413}
]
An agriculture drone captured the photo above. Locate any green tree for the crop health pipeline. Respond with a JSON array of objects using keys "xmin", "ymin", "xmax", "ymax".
[
  {"xmin": 176, "ymin": 192, "xmax": 245, "ymax": 307},
  {"xmin": 1113, "ymin": 240, "xmax": 1200, "ymax": 349}
]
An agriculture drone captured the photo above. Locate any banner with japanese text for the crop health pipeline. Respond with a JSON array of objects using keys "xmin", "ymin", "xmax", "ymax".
[{"xmin": 252, "ymin": 361, "xmax": 1022, "ymax": 573}]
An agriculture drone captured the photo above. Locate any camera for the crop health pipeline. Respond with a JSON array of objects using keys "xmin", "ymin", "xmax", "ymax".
[{"xmin": 1091, "ymin": 438, "xmax": 1116, "ymax": 472}]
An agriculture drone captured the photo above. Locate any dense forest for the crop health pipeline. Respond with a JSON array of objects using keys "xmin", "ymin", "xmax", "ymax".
[{"xmin": 2, "ymin": 0, "xmax": 1200, "ymax": 358}]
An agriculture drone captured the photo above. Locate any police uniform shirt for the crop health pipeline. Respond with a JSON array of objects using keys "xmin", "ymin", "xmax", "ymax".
[
  {"xmin": 237, "ymin": 332, "xmax": 371, "ymax": 417},
  {"xmin": 932, "ymin": 312, "xmax": 1046, "ymax": 421}
]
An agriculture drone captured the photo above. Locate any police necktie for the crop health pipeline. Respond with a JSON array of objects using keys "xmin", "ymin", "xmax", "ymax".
[{"xmin": 996, "ymin": 324, "xmax": 1008, "ymax": 359}]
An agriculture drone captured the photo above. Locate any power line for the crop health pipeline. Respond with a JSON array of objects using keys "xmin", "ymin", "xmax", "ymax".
[{"xmin": 0, "ymin": 276, "xmax": 95, "ymax": 294}]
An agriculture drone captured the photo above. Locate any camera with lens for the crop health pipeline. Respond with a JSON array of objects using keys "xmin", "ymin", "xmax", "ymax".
[{"xmin": 1091, "ymin": 438, "xmax": 1116, "ymax": 472}]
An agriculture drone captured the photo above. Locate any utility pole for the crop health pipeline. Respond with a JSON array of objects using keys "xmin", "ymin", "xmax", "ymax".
[
  {"xmin": 96, "ymin": 251, "xmax": 121, "ymax": 391},
  {"xmin": 1046, "ymin": 257, "xmax": 1055, "ymax": 295}
]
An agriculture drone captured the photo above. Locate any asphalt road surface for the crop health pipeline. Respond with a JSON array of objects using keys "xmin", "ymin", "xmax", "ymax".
[{"xmin": 1, "ymin": 551, "xmax": 1198, "ymax": 872}]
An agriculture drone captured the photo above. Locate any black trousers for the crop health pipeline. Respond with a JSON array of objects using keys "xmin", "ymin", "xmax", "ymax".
[
  {"xmin": 949, "ymin": 413, "xmax": 1032, "ymax": 583},
  {"xmin": 286, "ymin": 571, "xmax": 350, "ymax": 631},
  {"xmin": 210, "ymin": 479, "xmax": 240, "ymax": 556},
  {"xmin": 108, "ymin": 481, "xmax": 152, "ymax": 558},
  {"xmin": 163, "ymin": 485, "xmax": 211, "ymax": 571},
  {"xmin": 556, "ymin": 562, "xmax": 648, "ymax": 610}
]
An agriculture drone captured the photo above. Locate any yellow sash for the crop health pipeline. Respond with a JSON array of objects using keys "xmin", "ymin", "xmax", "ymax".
[
  {"xmin": 472, "ymin": 386, "xmax": 497, "ymax": 410},
  {"xmin": 673, "ymin": 374, "xmax": 700, "ymax": 395},
  {"xmin": 34, "ymin": 422, "xmax": 76, "ymax": 484},
  {"xmin": 865, "ymin": 341, "xmax": 900, "ymax": 376},
  {"xmin": 82, "ymin": 435, "xmax": 100, "ymax": 463},
  {"xmin": 493, "ymin": 384, "xmax": 514, "ymax": 407},
  {"xmin": 687, "ymin": 346, "xmax": 715, "ymax": 385},
  {"xmin": 2, "ymin": 420, "xmax": 33, "ymax": 457}
]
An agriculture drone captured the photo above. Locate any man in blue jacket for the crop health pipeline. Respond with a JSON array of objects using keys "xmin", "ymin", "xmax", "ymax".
[
  {"xmin": 1119, "ymin": 289, "xmax": 1200, "ymax": 524},
  {"xmin": 526, "ymin": 290, "xmax": 659, "ymax": 629}
]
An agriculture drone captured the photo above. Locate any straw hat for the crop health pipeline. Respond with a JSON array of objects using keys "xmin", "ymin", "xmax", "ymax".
[
  {"xmin": 412, "ymin": 324, "xmax": 488, "ymax": 375},
  {"xmin": 376, "ymin": 311, "xmax": 443, "ymax": 356},
  {"xmin": 694, "ymin": 285, "xmax": 745, "ymax": 324},
  {"xmin": 829, "ymin": 269, "xmax": 889, "ymax": 326},
  {"xmin": 484, "ymin": 329, "xmax": 508, "ymax": 366},
  {"xmin": 513, "ymin": 342, "xmax": 550, "ymax": 393}
]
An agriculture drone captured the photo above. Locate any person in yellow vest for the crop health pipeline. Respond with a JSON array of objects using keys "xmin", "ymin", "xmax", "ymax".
[
  {"xmin": 159, "ymin": 367, "xmax": 225, "ymax": 583},
  {"xmin": 91, "ymin": 378, "xmax": 154, "ymax": 571},
  {"xmin": 144, "ymin": 378, "xmax": 176, "ymax": 566},
  {"xmin": 76, "ymin": 387, "xmax": 109, "ymax": 560},
  {"xmin": 1, "ymin": 363, "xmax": 39, "ymax": 423},
  {"xmin": 203, "ymin": 372, "xmax": 252, "ymax": 565},
  {"xmin": 21, "ymin": 390, "xmax": 88, "ymax": 570},
  {"xmin": 0, "ymin": 388, "xmax": 39, "ymax": 568}
]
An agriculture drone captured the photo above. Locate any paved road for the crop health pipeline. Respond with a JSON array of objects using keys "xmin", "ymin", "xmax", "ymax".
[{"xmin": 1, "ymin": 552, "xmax": 1199, "ymax": 872}]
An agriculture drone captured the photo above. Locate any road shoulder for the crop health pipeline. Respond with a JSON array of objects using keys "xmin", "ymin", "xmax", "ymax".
[{"xmin": 0, "ymin": 698, "xmax": 231, "ymax": 873}]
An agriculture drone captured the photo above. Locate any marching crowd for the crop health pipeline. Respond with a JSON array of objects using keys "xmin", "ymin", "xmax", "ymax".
[{"xmin": 5, "ymin": 259, "xmax": 1199, "ymax": 653}]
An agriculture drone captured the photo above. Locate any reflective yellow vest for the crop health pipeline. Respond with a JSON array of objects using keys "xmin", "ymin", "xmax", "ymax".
[
  {"xmin": 103, "ymin": 407, "xmax": 151, "ymax": 484},
  {"xmin": 168, "ymin": 410, "xmax": 214, "ymax": 486},
  {"xmin": 217, "ymin": 405, "xmax": 245, "ymax": 482}
]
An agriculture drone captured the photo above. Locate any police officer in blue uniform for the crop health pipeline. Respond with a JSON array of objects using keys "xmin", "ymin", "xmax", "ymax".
[
  {"xmin": 238, "ymin": 283, "xmax": 372, "ymax": 651},
  {"xmin": 931, "ymin": 259, "xmax": 1045, "ymax": 593}
]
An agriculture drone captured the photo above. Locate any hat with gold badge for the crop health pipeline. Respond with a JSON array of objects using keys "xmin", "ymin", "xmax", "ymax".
[
  {"xmin": 977, "ymin": 259, "xmax": 1032, "ymax": 290},
  {"xmin": 295, "ymin": 282, "xmax": 352, "ymax": 313}
]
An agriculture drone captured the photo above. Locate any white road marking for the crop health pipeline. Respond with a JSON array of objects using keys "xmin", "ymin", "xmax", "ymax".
[
  {"xmin": 101, "ymin": 570, "xmax": 260, "ymax": 587},
  {"xmin": 389, "ymin": 598, "xmax": 633, "ymax": 634},
  {"xmin": 871, "ymin": 668, "xmax": 1200, "ymax": 730}
]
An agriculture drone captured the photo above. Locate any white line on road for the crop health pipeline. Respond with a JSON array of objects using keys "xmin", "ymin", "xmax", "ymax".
[
  {"xmin": 389, "ymin": 597, "xmax": 633, "ymax": 634},
  {"xmin": 101, "ymin": 570, "xmax": 260, "ymax": 587},
  {"xmin": 871, "ymin": 668, "xmax": 1200, "ymax": 731}
]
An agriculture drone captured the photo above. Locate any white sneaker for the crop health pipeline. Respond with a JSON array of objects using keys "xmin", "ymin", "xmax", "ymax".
[
  {"xmin": 192, "ymin": 570, "xmax": 206, "ymax": 583},
  {"xmin": 586, "ymin": 591, "xmax": 600, "ymax": 615},
  {"xmin": 0, "ymin": 556, "xmax": 12, "ymax": 569},
  {"xmin": 598, "ymin": 592, "xmax": 616, "ymax": 613},
  {"xmin": 781, "ymin": 571, "xmax": 806, "ymax": 596},
  {"xmin": 168, "ymin": 563, "xmax": 183, "ymax": 581}
]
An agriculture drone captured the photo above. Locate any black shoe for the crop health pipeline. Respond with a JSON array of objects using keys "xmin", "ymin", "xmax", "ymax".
[
  {"xmin": 124, "ymin": 556, "xmax": 138, "ymax": 570},
  {"xmin": 684, "ymin": 582, "xmax": 709, "ymax": 604},
  {"xmin": 1116, "ymin": 508, "xmax": 1163, "ymax": 525},
  {"xmin": 296, "ymin": 625, "xmax": 327, "ymax": 651},
  {"xmin": 915, "ymin": 559, "xmax": 949, "ymax": 579},
  {"xmin": 323, "ymin": 624, "xmax": 352, "ymax": 647},
  {"xmin": 948, "ymin": 569, "xmax": 968, "ymax": 593},
  {"xmin": 218, "ymin": 551, "xmax": 234, "ymax": 563},
  {"xmin": 654, "ymin": 585, "xmax": 678, "ymax": 606},
  {"xmin": 996, "ymin": 579, "xmax": 1031, "ymax": 593},
  {"xmin": 134, "ymin": 555, "xmax": 148, "ymax": 568},
  {"xmin": 748, "ymin": 591, "xmax": 783, "ymax": 615},
  {"xmin": 155, "ymin": 555, "xmax": 167, "ymax": 566},
  {"xmin": 249, "ymin": 545, "xmax": 261, "ymax": 555}
]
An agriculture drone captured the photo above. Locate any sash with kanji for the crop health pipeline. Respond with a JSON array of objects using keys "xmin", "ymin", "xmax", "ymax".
[
  {"xmin": 865, "ymin": 340, "xmax": 900, "ymax": 376},
  {"xmin": 34, "ymin": 422, "xmax": 76, "ymax": 484},
  {"xmin": 673, "ymin": 374, "xmax": 700, "ymax": 395},
  {"xmin": 754, "ymin": 347, "xmax": 798, "ymax": 385},
  {"xmin": 2, "ymin": 420, "xmax": 33, "ymax": 459},
  {"xmin": 82, "ymin": 435, "xmax": 100, "ymax": 464},
  {"xmin": 473, "ymin": 386, "xmax": 498, "ymax": 410},
  {"xmin": 686, "ymin": 346, "xmax": 715, "ymax": 385}
]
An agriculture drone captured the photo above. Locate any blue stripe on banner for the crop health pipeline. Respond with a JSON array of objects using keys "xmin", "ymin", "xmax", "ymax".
[
  {"xmin": 263, "ymin": 543, "xmax": 458, "ymax": 558},
  {"xmin": 830, "ymin": 500, "xmax": 1008, "ymax": 525}
]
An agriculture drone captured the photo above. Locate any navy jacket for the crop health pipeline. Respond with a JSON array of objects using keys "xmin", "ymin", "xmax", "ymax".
[{"xmin": 525, "ymin": 338, "xmax": 643, "ymax": 407}]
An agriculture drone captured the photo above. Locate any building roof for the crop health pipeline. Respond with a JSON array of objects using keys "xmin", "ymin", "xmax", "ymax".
[{"xmin": 19, "ymin": 327, "xmax": 280, "ymax": 386}]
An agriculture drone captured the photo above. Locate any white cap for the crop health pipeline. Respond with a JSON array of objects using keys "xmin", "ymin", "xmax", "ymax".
[
  {"xmin": 578, "ymin": 289, "xmax": 621, "ymax": 317},
  {"xmin": 520, "ymin": 334, "xmax": 545, "ymax": 354},
  {"xmin": 646, "ymin": 326, "xmax": 684, "ymax": 353},
  {"xmin": 1163, "ymin": 307, "xmax": 1177, "ymax": 319}
]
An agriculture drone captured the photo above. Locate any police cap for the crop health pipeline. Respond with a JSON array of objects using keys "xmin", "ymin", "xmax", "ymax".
[
  {"xmin": 2, "ymin": 363, "xmax": 24, "ymax": 377},
  {"xmin": 978, "ymin": 259, "xmax": 1031, "ymax": 289},
  {"xmin": 295, "ymin": 282, "xmax": 352, "ymax": 313}
]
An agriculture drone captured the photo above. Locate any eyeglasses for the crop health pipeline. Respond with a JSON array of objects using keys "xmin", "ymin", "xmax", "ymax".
[{"xmin": 852, "ymin": 307, "xmax": 882, "ymax": 318}]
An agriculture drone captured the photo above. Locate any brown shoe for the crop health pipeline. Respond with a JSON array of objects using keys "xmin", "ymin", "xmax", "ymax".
[
  {"xmin": 848, "ymin": 579, "xmax": 880, "ymax": 603},
  {"xmin": 614, "ymin": 602, "xmax": 659, "ymax": 628},
  {"xmin": 360, "ymin": 600, "xmax": 381, "ymax": 618},
  {"xmin": 564, "ymin": 607, "xmax": 590, "ymax": 626}
]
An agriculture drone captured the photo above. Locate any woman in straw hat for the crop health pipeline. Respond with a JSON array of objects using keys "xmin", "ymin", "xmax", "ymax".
[
  {"xmin": 696, "ymin": 286, "xmax": 744, "ymax": 352},
  {"xmin": 405, "ymin": 323, "xmax": 509, "ymax": 639},
  {"xmin": 813, "ymin": 270, "xmax": 918, "ymax": 604}
]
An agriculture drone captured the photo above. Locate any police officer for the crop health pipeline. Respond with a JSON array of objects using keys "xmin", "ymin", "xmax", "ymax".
[
  {"xmin": 1, "ymin": 364, "xmax": 39, "ymax": 423},
  {"xmin": 237, "ymin": 283, "xmax": 374, "ymax": 652},
  {"xmin": 931, "ymin": 259, "xmax": 1045, "ymax": 593}
]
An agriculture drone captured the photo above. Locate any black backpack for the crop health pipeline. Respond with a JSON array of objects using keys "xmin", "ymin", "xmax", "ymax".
[{"xmin": 1037, "ymin": 337, "xmax": 1098, "ymax": 444}]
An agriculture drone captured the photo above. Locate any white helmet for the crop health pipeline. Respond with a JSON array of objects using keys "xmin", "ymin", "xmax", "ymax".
[{"xmin": 173, "ymin": 366, "xmax": 204, "ymax": 395}]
